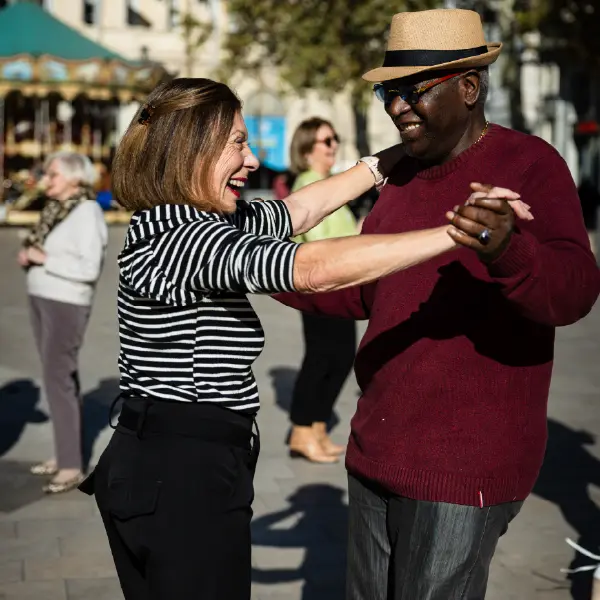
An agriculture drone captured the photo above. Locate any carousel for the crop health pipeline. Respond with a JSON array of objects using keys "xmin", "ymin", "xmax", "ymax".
[{"xmin": 0, "ymin": 2, "xmax": 169, "ymax": 225}]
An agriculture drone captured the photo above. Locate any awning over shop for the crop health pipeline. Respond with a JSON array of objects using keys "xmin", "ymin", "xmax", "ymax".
[{"xmin": 0, "ymin": 2, "xmax": 166, "ymax": 101}]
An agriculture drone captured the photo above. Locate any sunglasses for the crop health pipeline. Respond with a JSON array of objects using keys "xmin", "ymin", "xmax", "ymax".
[
  {"xmin": 373, "ymin": 72, "xmax": 464, "ymax": 106},
  {"xmin": 315, "ymin": 134, "xmax": 340, "ymax": 148}
]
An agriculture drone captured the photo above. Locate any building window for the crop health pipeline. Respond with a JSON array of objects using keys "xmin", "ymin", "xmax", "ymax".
[
  {"xmin": 169, "ymin": 0, "xmax": 180, "ymax": 29},
  {"xmin": 83, "ymin": 0, "xmax": 95, "ymax": 24},
  {"xmin": 127, "ymin": 0, "xmax": 151, "ymax": 27}
]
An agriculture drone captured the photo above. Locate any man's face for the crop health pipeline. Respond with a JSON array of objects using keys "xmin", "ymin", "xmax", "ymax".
[{"xmin": 378, "ymin": 70, "xmax": 477, "ymax": 163}]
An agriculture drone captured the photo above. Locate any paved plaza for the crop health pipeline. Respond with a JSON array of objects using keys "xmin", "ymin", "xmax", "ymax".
[{"xmin": 0, "ymin": 225, "xmax": 599, "ymax": 600}]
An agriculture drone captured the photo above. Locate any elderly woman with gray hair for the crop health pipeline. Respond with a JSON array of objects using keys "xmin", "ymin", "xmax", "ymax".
[{"xmin": 18, "ymin": 151, "xmax": 108, "ymax": 493}]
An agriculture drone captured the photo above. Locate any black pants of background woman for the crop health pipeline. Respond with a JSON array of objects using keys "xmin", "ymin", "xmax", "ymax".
[
  {"xmin": 79, "ymin": 398, "xmax": 259, "ymax": 600},
  {"xmin": 291, "ymin": 313, "xmax": 356, "ymax": 426}
]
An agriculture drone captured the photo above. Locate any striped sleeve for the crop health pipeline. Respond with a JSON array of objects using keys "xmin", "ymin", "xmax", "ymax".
[
  {"xmin": 152, "ymin": 220, "xmax": 299, "ymax": 295},
  {"xmin": 229, "ymin": 200, "xmax": 293, "ymax": 240}
]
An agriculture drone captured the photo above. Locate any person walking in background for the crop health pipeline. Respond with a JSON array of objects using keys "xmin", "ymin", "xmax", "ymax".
[
  {"xmin": 288, "ymin": 118, "xmax": 358, "ymax": 463},
  {"xmin": 18, "ymin": 151, "xmax": 108, "ymax": 494}
]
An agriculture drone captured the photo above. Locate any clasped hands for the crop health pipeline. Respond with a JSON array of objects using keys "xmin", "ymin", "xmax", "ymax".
[
  {"xmin": 446, "ymin": 183, "xmax": 533, "ymax": 261},
  {"xmin": 17, "ymin": 246, "xmax": 47, "ymax": 268}
]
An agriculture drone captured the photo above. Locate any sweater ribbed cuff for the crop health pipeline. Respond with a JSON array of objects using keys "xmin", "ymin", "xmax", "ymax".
[{"xmin": 486, "ymin": 230, "xmax": 537, "ymax": 279}]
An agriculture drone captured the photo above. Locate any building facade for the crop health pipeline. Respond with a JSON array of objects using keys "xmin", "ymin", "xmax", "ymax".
[
  {"xmin": 6, "ymin": 0, "xmax": 593, "ymax": 190},
  {"xmin": 3, "ymin": 0, "xmax": 399, "ymax": 175}
]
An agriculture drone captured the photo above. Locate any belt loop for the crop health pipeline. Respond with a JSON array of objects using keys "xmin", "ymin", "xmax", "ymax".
[
  {"xmin": 136, "ymin": 399, "xmax": 152, "ymax": 440},
  {"xmin": 108, "ymin": 393, "xmax": 123, "ymax": 430}
]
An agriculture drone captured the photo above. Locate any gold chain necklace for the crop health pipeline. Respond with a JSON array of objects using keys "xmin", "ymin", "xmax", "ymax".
[{"xmin": 476, "ymin": 121, "xmax": 490, "ymax": 144}]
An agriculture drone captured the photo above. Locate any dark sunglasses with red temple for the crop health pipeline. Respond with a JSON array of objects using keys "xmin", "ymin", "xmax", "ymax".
[{"xmin": 373, "ymin": 72, "xmax": 465, "ymax": 106}]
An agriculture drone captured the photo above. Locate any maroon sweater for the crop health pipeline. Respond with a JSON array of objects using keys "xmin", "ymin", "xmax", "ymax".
[{"xmin": 275, "ymin": 125, "xmax": 600, "ymax": 506}]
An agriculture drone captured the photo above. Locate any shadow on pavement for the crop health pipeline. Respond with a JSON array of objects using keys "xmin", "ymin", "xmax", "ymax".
[
  {"xmin": 268, "ymin": 367, "xmax": 340, "ymax": 439},
  {"xmin": 0, "ymin": 377, "xmax": 119, "ymax": 513},
  {"xmin": 268, "ymin": 366, "xmax": 297, "ymax": 414},
  {"xmin": 0, "ymin": 376, "xmax": 120, "ymax": 466},
  {"xmin": 252, "ymin": 483, "xmax": 347, "ymax": 600},
  {"xmin": 0, "ymin": 459, "xmax": 46, "ymax": 513},
  {"xmin": 0, "ymin": 379, "xmax": 49, "ymax": 512},
  {"xmin": 533, "ymin": 418, "xmax": 600, "ymax": 600},
  {"xmin": 0, "ymin": 378, "xmax": 48, "ymax": 458},
  {"xmin": 82, "ymin": 377, "xmax": 120, "ymax": 470}
]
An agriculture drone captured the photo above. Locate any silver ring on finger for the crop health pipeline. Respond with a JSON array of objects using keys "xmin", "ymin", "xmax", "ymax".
[{"xmin": 477, "ymin": 228, "xmax": 491, "ymax": 245}]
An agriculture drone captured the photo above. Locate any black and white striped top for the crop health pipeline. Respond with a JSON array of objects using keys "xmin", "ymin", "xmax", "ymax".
[{"xmin": 117, "ymin": 200, "xmax": 299, "ymax": 413}]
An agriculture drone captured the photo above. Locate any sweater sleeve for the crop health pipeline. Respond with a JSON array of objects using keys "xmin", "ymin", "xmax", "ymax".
[
  {"xmin": 273, "ymin": 285, "xmax": 369, "ymax": 320},
  {"xmin": 486, "ymin": 148, "xmax": 600, "ymax": 326},
  {"xmin": 44, "ymin": 203, "xmax": 108, "ymax": 284}
]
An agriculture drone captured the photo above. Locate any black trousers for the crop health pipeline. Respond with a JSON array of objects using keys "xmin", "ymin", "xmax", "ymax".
[
  {"xmin": 79, "ymin": 398, "xmax": 259, "ymax": 600},
  {"xmin": 290, "ymin": 313, "xmax": 356, "ymax": 426},
  {"xmin": 346, "ymin": 474, "xmax": 523, "ymax": 600}
]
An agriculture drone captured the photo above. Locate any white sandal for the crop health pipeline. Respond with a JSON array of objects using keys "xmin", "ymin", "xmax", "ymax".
[
  {"xmin": 30, "ymin": 461, "xmax": 58, "ymax": 476},
  {"xmin": 42, "ymin": 473, "xmax": 85, "ymax": 494}
]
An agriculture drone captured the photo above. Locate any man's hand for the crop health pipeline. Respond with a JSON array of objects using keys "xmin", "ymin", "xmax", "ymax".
[
  {"xmin": 446, "ymin": 183, "xmax": 532, "ymax": 262},
  {"xmin": 467, "ymin": 183, "xmax": 533, "ymax": 221}
]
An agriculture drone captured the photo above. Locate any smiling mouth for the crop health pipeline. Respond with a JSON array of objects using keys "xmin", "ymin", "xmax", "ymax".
[
  {"xmin": 226, "ymin": 177, "xmax": 247, "ymax": 198},
  {"xmin": 398, "ymin": 123, "xmax": 422, "ymax": 133}
]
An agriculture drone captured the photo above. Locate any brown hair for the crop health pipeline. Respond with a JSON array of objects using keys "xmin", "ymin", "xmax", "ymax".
[
  {"xmin": 112, "ymin": 78, "xmax": 242, "ymax": 212},
  {"xmin": 289, "ymin": 117, "xmax": 335, "ymax": 175}
]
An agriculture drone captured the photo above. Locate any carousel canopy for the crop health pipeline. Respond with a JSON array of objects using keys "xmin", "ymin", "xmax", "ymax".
[
  {"xmin": 0, "ymin": 2, "xmax": 127, "ymax": 61},
  {"xmin": 0, "ymin": 2, "xmax": 167, "ymax": 100}
]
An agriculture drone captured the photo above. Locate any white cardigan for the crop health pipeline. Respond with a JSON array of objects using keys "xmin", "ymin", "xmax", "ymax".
[{"xmin": 27, "ymin": 200, "xmax": 108, "ymax": 306}]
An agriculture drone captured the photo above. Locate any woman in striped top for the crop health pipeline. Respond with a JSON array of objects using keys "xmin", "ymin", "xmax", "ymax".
[{"xmin": 79, "ymin": 78, "xmax": 512, "ymax": 600}]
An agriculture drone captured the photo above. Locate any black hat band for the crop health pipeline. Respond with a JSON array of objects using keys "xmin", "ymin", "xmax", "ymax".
[{"xmin": 382, "ymin": 46, "xmax": 488, "ymax": 68}]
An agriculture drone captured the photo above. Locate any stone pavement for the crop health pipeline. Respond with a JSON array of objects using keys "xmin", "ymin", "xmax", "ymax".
[{"xmin": 0, "ymin": 225, "xmax": 599, "ymax": 600}]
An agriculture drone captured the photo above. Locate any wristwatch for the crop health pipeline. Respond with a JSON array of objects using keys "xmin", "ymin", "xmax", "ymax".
[{"xmin": 358, "ymin": 156, "xmax": 385, "ymax": 189}]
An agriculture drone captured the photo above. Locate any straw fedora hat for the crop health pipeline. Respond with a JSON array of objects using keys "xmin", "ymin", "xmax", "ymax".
[{"xmin": 363, "ymin": 9, "xmax": 502, "ymax": 83}]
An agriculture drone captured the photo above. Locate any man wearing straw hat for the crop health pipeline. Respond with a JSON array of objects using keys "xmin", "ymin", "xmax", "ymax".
[{"xmin": 276, "ymin": 8, "xmax": 600, "ymax": 599}]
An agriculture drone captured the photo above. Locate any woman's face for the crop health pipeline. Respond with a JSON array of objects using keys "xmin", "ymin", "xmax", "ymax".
[
  {"xmin": 305, "ymin": 124, "xmax": 339, "ymax": 174},
  {"xmin": 42, "ymin": 159, "xmax": 80, "ymax": 201},
  {"xmin": 213, "ymin": 112, "xmax": 259, "ymax": 213}
]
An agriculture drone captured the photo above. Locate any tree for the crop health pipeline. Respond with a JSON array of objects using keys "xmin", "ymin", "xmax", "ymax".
[
  {"xmin": 179, "ymin": 1, "xmax": 213, "ymax": 77},
  {"xmin": 524, "ymin": 0, "xmax": 600, "ymax": 67},
  {"xmin": 471, "ymin": 0, "xmax": 600, "ymax": 129},
  {"xmin": 221, "ymin": 0, "xmax": 438, "ymax": 157}
]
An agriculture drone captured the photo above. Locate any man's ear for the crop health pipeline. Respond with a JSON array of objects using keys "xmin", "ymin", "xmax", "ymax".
[{"xmin": 460, "ymin": 70, "xmax": 481, "ymax": 108}]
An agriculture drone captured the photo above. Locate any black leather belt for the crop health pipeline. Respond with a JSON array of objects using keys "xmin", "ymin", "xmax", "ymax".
[{"xmin": 117, "ymin": 398, "xmax": 256, "ymax": 451}]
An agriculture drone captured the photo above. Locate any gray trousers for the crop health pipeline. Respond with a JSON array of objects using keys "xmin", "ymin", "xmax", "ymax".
[
  {"xmin": 346, "ymin": 474, "xmax": 523, "ymax": 600},
  {"xmin": 29, "ymin": 295, "xmax": 90, "ymax": 470}
]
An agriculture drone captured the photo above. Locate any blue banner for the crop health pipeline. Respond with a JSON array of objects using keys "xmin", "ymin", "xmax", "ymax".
[{"xmin": 245, "ymin": 115, "xmax": 287, "ymax": 171}]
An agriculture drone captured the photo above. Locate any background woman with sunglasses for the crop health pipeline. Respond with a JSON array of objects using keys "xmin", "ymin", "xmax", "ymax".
[{"xmin": 286, "ymin": 117, "xmax": 358, "ymax": 464}]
